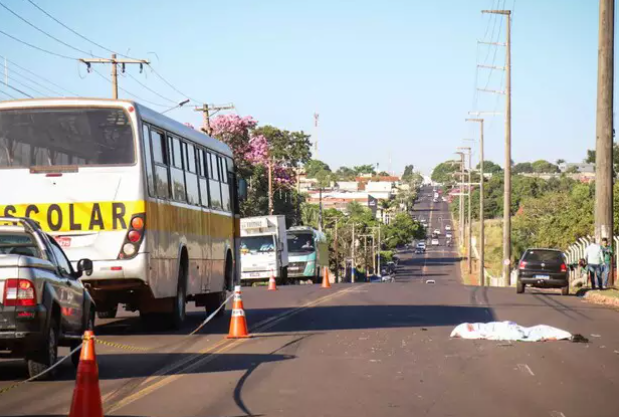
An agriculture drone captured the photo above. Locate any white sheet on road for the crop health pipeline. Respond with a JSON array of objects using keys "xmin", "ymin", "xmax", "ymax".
[{"xmin": 450, "ymin": 321, "xmax": 572, "ymax": 342}]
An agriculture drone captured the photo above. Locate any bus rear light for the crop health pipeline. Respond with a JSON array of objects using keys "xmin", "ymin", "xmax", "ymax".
[
  {"xmin": 3, "ymin": 279, "xmax": 36, "ymax": 307},
  {"xmin": 118, "ymin": 213, "xmax": 145, "ymax": 260},
  {"xmin": 131, "ymin": 217, "xmax": 144, "ymax": 230},
  {"xmin": 122, "ymin": 243, "xmax": 136, "ymax": 257},
  {"xmin": 128, "ymin": 230, "xmax": 141, "ymax": 243}
]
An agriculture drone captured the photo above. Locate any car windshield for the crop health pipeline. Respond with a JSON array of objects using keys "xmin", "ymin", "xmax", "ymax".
[
  {"xmin": 0, "ymin": 107, "xmax": 135, "ymax": 168},
  {"xmin": 524, "ymin": 250, "xmax": 564, "ymax": 263},
  {"xmin": 287, "ymin": 233, "xmax": 315, "ymax": 254},
  {"xmin": 241, "ymin": 236, "xmax": 276, "ymax": 253},
  {"xmin": 0, "ymin": 232, "xmax": 40, "ymax": 257}
]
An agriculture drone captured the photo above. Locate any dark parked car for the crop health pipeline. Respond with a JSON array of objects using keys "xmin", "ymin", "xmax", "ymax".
[
  {"xmin": 516, "ymin": 248, "xmax": 569, "ymax": 295},
  {"xmin": 0, "ymin": 217, "xmax": 95, "ymax": 379}
]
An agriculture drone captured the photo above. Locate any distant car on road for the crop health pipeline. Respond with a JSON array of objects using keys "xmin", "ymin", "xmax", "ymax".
[
  {"xmin": 445, "ymin": 224, "xmax": 452, "ymax": 231},
  {"xmin": 516, "ymin": 248, "xmax": 569, "ymax": 295},
  {"xmin": 431, "ymin": 238, "xmax": 440, "ymax": 246},
  {"xmin": 433, "ymin": 229, "xmax": 440, "ymax": 235},
  {"xmin": 446, "ymin": 232, "xmax": 452, "ymax": 239}
]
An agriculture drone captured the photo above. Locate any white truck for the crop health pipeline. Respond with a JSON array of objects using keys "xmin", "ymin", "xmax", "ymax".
[{"xmin": 240, "ymin": 216, "xmax": 289, "ymax": 284}]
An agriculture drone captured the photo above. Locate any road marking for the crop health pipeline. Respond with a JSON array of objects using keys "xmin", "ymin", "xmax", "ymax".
[
  {"xmin": 550, "ymin": 411, "xmax": 566, "ymax": 417},
  {"xmin": 517, "ymin": 363, "xmax": 535, "ymax": 376},
  {"xmin": 105, "ymin": 284, "xmax": 367, "ymax": 413}
]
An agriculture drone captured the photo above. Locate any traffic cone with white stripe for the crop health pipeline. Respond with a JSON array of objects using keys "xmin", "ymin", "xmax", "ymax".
[
  {"xmin": 69, "ymin": 331, "xmax": 103, "ymax": 417},
  {"xmin": 321, "ymin": 266, "xmax": 332, "ymax": 289},
  {"xmin": 267, "ymin": 270, "xmax": 278, "ymax": 291},
  {"xmin": 227, "ymin": 285, "xmax": 250, "ymax": 339}
]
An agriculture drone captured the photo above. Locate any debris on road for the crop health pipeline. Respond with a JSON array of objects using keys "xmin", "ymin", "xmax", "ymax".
[
  {"xmin": 425, "ymin": 279, "xmax": 435, "ymax": 284},
  {"xmin": 450, "ymin": 321, "xmax": 573, "ymax": 342}
]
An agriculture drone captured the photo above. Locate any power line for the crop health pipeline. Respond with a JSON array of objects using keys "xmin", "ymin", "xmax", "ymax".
[
  {"xmin": 0, "ymin": 1, "xmax": 104, "ymax": 59},
  {"xmin": 90, "ymin": 68, "xmax": 169, "ymax": 108},
  {"xmin": 25, "ymin": 0, "xmax": 140, "ymax": 60},
  {"xmin": 127, "ymin": 73, "xmax": 177, "ymax": 104},
  {"xmin": 0, "ymin": 54, "xmax": 78, "ymax": 95},
  {"xmin": 5, "ymin": 64, "xmax": 65, "ymax": 96},
  {"xmin": 0, "ymin": 69, "xmax": 47, "ymax": 97},
  {"xmin": 148, "ymin": 65, "xmax": 201, "ymax": 104},
  {"xmin": 0, "ymin": 88, "xmax": 17, "ymax": 99},
  {"xmin": 0, "ymin": 28, "xmax": 77, "ymax": 60},
  {"xmin": 0, "ymin": 79, "xmax": 33, "ymax": 98}
]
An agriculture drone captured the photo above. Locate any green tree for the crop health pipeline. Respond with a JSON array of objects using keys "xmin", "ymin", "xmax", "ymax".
[
  {"xmin": 304, "ymin": 159, "xmax": 331, "ymax": 178},
  {"xmin": 254, "ymin": 125, "xmax": 312, "ymax": 168},
  {"xmin": 384, "ymin": 213, "xmax": 425, "ymax": 248},
  {"xmin": 353, "ymin": 164, "xmax": 376, "ymax": 175},
  {"xmin": 334, "ymin": 166, "xmax": 357, "ymax": 181},
  {"xmin": 402, "ymin": 164, "xmax": 415, "ymax": 181},
  {"xmin": 566, "ymin": 165, "xmax": 579, "ymax": 174},
  {"xmin": 585, "ymin": 143, "xmax": 619, "ymax": 175},
  {"xmin": 556, "ymin": 158, "xmax": 566, "ymax": 165},
  {"xmin": 513, "ymin": 162, "xmax": 534, "ymax": 174},
  {"xmin": 531, "ymin": 160, "xmax": 560, "ymax": 173},
  {"xmin": 377, "ymin": 171, "xmax": 390, "ymax": 177},
  {"xmin": 477, "ymin": 160, "xmax": 502, "ymax": 174},
  {"xmin": 431, "ymin": 161, "xmax": 458, "ymax": 184}
]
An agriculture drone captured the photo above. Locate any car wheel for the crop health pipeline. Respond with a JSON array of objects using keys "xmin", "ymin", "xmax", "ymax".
[
  {"xmin": 171, "ymin": 263, "xmax": 187, "ymax": 330},
  {"xmin": 516, "ymin": 280, "xmax": 525, "ymax": 294},
  {"xmin": 561, "ymin": 285, "xmax": 569, "ymax": 296},
  {"xmin": 97, "ymin": 305, "xmax": 118, "ymax": 319},
  {"xmin": 27, "ymin": 318, "xmax": 59, "ymax": 380}
]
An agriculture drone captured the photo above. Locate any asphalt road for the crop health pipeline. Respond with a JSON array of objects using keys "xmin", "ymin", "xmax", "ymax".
[{"xmin": 2, "ymin": 186, "xmax": 619, "ymax": 417}]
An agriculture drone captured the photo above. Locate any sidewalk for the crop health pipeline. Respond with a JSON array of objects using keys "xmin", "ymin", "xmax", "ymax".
[{"xmin": 579, "ymin": 288, "xmax": 619, "ymax": 309}]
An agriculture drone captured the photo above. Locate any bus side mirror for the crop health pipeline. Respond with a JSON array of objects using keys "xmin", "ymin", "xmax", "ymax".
[{"xmin": 238, "ymin": 178, "xmax": 248, "ymax": 202}]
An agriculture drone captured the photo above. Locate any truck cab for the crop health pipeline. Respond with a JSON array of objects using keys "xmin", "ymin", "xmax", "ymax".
[{"xmin": 240, "ymin": 216, "xmax": 289, "ymax": 284}]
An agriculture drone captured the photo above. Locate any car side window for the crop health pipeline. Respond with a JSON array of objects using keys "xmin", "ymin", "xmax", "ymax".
[{"xmin": 48, "ymin": 240, "xmax": 73, "ymax": 277}]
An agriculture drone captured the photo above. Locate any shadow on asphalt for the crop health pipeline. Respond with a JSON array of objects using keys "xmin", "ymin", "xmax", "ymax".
[{"xmin": 0, "ymin": 352, "xmax": 295, "ymax": 382}]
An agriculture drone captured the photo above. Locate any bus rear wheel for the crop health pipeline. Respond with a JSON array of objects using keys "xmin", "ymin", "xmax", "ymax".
[{"xmin": 170, "ymin": 262, "xmax": 187, "ymax": 330}]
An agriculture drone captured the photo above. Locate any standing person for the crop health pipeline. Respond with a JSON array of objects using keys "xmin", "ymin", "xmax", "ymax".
[
  {"xmin": 601, "ymin": 238, "xmax": 613, "ymax": 289},
  {"xmin": 584, "ymin": 239, "xmax": 604, "ymax": 289}
]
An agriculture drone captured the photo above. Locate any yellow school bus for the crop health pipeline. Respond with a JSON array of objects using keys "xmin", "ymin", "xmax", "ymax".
[{"xmin": 0, "ymin": 98, "xmax": 242, "ymax": 328}]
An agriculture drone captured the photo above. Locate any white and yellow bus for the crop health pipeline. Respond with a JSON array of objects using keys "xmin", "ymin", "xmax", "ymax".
[{"xmin": 0, "ymin": 98, "xmax": 243, "ymax": 328}]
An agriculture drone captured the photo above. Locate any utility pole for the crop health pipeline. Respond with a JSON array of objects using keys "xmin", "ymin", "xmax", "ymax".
[
  {"xmin": 351, "ymin": 223, "xmax": 356, "ymax": 283},
  {"xmin": 377, "ymin": 225, "xmax": 381, "ymax": 275},
  {"xmin": 482, "ymin": 8, "xmax": 512, "ymax": 287},
  {"xmin": 334, "ymin": 220, "xmax": 339, "ymax": 283},
  {"xmin": 80, "ymin": 54, "xmax": 149, "ymax": 99},
  {"xmin": 458, "ymin": 146, "xmax": 473, "ymax": 274},
  {"xmin": 194, "ymin": 103, "xmax": 235, "ymax": 136},
  {"xmin": 595, "ymin": 0, "xmax": 614, "ymax": 264},
  {"xmin": 466, "ymin": 118, "xmax": 485, "ymax": 286},
  {"xmin": 459, "ymin": 153, "xmax": 465, "ymax": 247},
  {"xmin": 313, "ymin": 113, "xmax": 320, "ymax": 159},
  {"xmin": 268, "ymin": 156, "xmax": 274, "ymax": 215}
]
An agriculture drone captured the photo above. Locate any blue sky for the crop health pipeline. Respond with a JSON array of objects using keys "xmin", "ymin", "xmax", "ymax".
[{"xmin": 0, "ymin": 0, "xmax": 605, "ymax": 174}]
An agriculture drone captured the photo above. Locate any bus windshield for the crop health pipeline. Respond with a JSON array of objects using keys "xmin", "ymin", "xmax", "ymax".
[
  {"xmin": 241, "ymin": 236, "xmax": 276, "ymax": 253},
  {"xmin": 287, "ymin": 233, "xmax": 315, "ymax": 254},
  {"xmin": 0, "ymin": 107, "xmax": 135, "ymax": 168}
]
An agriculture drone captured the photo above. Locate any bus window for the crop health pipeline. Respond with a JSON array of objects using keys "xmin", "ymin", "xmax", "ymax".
[
  {"xmin": 207, "ymin": 152, "xmax": 222, "ymax": 209},
  {"xmin": 151, "ymin": 129, "xmax": 170, "ymax": 199},
  {"xmin": 197, "ymin": 148, "xmax": 210, "ymax": 207},
  {"xmin": 184, "ymin": 142, "xmax": 199, "ymax": 205},
  {"xmin": 218, "ymin": 156, "xmax": 230, "ymax": 211},
  {"xmin": 169, "ymin": 136, "xmax": 186, "ymax": 202},
  {"xmin": 141, "ymin": 124, "xmax": 155, "ymax": 197}
]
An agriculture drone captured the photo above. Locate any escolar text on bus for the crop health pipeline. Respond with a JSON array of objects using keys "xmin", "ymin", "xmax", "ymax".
[{"xmin": 0, "ymin": 201, "xmax": 145, "ymax": 232}]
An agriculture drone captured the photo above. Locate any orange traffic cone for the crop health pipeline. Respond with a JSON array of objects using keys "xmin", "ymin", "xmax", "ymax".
[
  {"xmin": 267, "ymin": 271, "xmax": 278, "ymax": 291},
  {"xmin": 321, "ymin": 266, "xmax": 332, "ymax": 289},
  {"xmin": 69, "ymin": 330, "xmax": 103, "ymax": 417},
  {"xmin": 227, "ymin": 285, "xmax": 250, "ymax": 339}
]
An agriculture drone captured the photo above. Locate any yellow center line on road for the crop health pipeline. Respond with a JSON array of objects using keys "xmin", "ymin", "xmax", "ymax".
[{"xmin": 105, "ymin": 284, "xmax": 367, "ymax": 414}]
